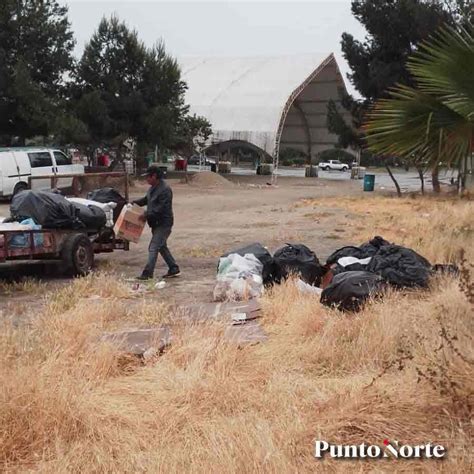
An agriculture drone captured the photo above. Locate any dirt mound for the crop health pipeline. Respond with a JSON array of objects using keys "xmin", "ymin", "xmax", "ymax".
[{"xmin": 189, "ymin": 171, "xmax": 234, "ymax": 188}]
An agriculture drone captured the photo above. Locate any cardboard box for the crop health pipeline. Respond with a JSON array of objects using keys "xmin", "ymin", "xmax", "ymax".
[{"xmin": 113, "ymin": 204, "xmax": 145, "ymax": 243}]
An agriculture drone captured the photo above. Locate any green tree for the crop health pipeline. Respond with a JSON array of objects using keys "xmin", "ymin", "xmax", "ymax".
[
  {"xmin": 327, "ymin": 0, "xmax": 458, "ymax": 193},
  {"xmin": 74, "ymin": 16, "xmax": 190, "ymax": 159},
  {"xmin": 174, "ymin": 114, "xmax": 212, "ymax": 157},
  {"xmin": 366, "ymin": 26, "xmax": 474, "ymax": 193},
  {"xmin": 0, "ymin": 0, "xmax": 75, "ymax": 144}
]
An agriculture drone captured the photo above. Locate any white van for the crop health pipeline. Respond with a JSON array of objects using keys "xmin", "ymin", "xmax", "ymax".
[{"xmin": 0, "ymin": 147, "xmax": 85, "ymax": 198}]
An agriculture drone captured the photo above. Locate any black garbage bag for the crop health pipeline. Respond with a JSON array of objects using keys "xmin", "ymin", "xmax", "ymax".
[
  {"xmin": 221, "ymin": 243, "xmax": 275, "ymax": 284},
  {"xmin": 10, "ymin": 190, "xmax": 83, "ymax": 229},
  {"xmin": 332, "ymin": 261, "xmax": 370, "ymax": 276},
  {"xmin": 87, "ymin": 187, "xmax": 127, "ymax": 221},
  {"xmin": 366, "ymin": 244, "xmax": 431, "ymax": 288},
  {"xmin": 73, "ymin": 203, "xmax": 107, "ymax": 230},
  {"xmin": 273, "ymin": 243, "xmax": 325, "ymax": 286},
  {"xmin": 321, "ymin": 271, "xmax": 385, "ymax": 312},
  {"xmin": 326, "ymin": 236, "xmax": 390, "ymax": 265}
]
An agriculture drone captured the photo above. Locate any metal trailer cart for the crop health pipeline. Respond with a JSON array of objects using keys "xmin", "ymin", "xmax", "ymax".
[
  {"xmin": 0, "ymin": 228, "xmax": 130, "ymax": 276},
  {"xmin": 1, "ymin": 171, "xmax": 131, "ymax": 275}
]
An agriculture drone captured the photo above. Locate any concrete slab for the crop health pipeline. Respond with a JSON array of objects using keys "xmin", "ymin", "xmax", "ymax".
[{"xmin": 100, "ymin": 327, "xmax": 171, "ymax": 356}]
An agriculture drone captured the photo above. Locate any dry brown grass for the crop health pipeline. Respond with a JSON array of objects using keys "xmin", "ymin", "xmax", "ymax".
[
  {"xmin": 301, "ymin": 195, "xmax": 474, "ymax": 263},
  {"xmin": 0, "ymin": 277, "xmax": 45, "ymax": 296},
  {"xmin": 0, "ymin": 196, "xmax": 472, "ymax": 472}
]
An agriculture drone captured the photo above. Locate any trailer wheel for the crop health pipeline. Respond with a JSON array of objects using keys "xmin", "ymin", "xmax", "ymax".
[{"xmin": 61, "ymin": 233, "xmax": 94, "ymax": 276}]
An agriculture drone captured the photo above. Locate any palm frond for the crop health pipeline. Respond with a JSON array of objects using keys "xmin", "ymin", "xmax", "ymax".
[
  {"xmin": 408, "ymin": 26, "xmax": 474, "ymax": 120},
  {"xmin": 366, "ymin": 85, "xmax": 471, "ymax": 167}
]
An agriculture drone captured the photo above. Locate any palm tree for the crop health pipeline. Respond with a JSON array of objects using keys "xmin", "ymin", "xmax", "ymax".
[{"xmin": 365, "ymin": 25, "xmax": 473, "ymax": 193}]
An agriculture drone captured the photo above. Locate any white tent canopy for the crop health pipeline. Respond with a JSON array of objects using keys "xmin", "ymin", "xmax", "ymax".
[{"xmin": 179, "ymin": 53, "xmax": 350, "ymax": 161}]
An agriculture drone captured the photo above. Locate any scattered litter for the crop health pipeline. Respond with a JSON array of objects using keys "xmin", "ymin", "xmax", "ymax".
[
  {"xmin": 155, "ymin": 281, "xmax": 166, "ymax": 289},
  {"xmin": 231, "ymin": 312, "xmax": 257, "ymax": 325}
]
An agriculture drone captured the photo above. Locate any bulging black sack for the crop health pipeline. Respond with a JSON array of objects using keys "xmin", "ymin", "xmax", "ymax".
[
  {"xmin": 273, "ymin": 243, "xmax": 324, "ymax": 286},
  {"xmin": 221, "ymin": 243, "xmax": 275, "ymax": 284},
  {"xmin": 321, "ymin": 271, "xmax": 384, "ymax": 312},
  {"xmin": 326, "ymin": 236, "xmax": 390, "ymax": 265},
  {"xmin": 73, "ymin": 203, "xmax": 107, "ymax": 230},
  {"xmin": 87, "ymin": 187, "xmax": 127, "ymax": 221},
  {"xmin": 11, "ymin": 190, "xmax": 82, "ymax": 229},
  {"xmin": 367, "ymin": 244, "xmax": 432, "ymax": 288}
]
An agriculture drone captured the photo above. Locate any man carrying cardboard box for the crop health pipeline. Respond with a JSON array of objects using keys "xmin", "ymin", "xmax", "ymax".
[{"xmin": 133, "ymin": 166, "xmax": 180, "ymax": 280}]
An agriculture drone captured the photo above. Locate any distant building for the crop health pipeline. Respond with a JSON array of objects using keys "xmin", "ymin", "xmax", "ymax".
[{"xmin": 180, "ymin": 53, "xmax": 352, "ymax": 165}]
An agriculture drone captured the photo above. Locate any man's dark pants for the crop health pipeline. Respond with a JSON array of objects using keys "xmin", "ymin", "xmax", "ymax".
[{"xmin": 142, "ymin": 226, "xmax": 178, "ymax": 277}]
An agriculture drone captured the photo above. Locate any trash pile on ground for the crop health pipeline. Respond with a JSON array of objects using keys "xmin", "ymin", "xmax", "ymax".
[{"xmin": 216, "ymin": 237, "xmax": 457, "ymax": 310}]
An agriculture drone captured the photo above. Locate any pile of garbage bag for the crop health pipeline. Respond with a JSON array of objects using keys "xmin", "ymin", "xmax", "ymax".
[
  {"xmin": 214, "ymin": 242, "xmax": 324, "ymax": 301},
  {"xmin": 8, "ymin": 189, "xmax": 125, "ymax": 231},
  {"xmin": 216, "ymin": 236, "xmax": 455, "ymax": 310}
]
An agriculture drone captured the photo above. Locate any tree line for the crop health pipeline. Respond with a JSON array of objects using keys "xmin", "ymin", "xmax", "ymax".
[{"xmin": 0, "ymin": 1, "xmax": 211, "ymax": 163}]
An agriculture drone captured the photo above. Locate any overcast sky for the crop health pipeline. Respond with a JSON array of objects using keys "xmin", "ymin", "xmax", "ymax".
[{"xmin": 62, "ymin": 1, "xmax": 367, "ymax": 95}]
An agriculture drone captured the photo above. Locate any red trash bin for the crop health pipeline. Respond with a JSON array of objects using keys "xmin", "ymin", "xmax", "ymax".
[{"xmin": 175, "ymin": 158, "xmax": 187, "ymax": 171}]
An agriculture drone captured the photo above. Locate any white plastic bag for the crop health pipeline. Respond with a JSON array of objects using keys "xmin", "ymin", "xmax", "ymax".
[
  {"xmin": 213, "ymin": 253, "xmax": 264, "ymax": 301},
  {"xmin": 295, "ymin": 278, "xmax": 323, "ymax": 296}
]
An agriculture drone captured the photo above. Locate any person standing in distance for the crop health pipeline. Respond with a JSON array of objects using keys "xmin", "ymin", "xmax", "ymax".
[{"xmin": 133, "ymin": 166, "xmax": 180, "ymax": 280}]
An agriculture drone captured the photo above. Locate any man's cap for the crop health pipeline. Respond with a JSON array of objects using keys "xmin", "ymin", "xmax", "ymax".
[{"xmin": 141, "ymin": 165, "xmax": 164, "ymax": 178}]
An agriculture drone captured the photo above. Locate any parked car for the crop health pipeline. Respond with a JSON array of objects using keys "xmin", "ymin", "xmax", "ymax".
[
  {"xmin": 187, "ymin": 155, "xmax": 216, "ymax": 166},
  {"xmin": 318, "ymin": 160, "xmax": 349, "ymax": 171},
  {"xmin": 0, "ymin": 147, "xmax": 84, "ymax": 198}
]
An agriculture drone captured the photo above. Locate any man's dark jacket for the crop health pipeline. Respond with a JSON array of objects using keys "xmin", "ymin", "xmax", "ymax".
[{"xmin": 134, "ymin": 180, "xmax": 174, "ymax": 228}]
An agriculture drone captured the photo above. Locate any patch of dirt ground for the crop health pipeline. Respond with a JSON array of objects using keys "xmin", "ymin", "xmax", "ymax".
[{"xmin": 0, "ymin": 174, "xmax": 363, "ymax": 316}]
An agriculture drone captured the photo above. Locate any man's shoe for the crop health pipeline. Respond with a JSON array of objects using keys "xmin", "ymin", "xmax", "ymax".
[
  {"xmin": 136, "ymin": 274, "xmax": 153, "ymax": 281},
  {"xmin": 163, "ymin": 268, "xmax": 181, "ymax": 279}
]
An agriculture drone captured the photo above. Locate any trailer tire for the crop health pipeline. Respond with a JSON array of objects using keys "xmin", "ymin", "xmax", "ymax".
[{"xmin": 61, "ymin": 233, "xmax": 94, "ymax": 276}]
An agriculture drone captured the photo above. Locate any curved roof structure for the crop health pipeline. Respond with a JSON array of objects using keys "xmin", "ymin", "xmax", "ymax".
[{"xmin": 180, "ymin": 53, "xmax": 349, "ymax": 160}]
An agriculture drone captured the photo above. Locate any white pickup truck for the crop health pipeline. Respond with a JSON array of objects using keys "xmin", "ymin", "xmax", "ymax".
[{"xmin": 318, "ymin": 160, "xmax": 349, "ymax": 171}]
